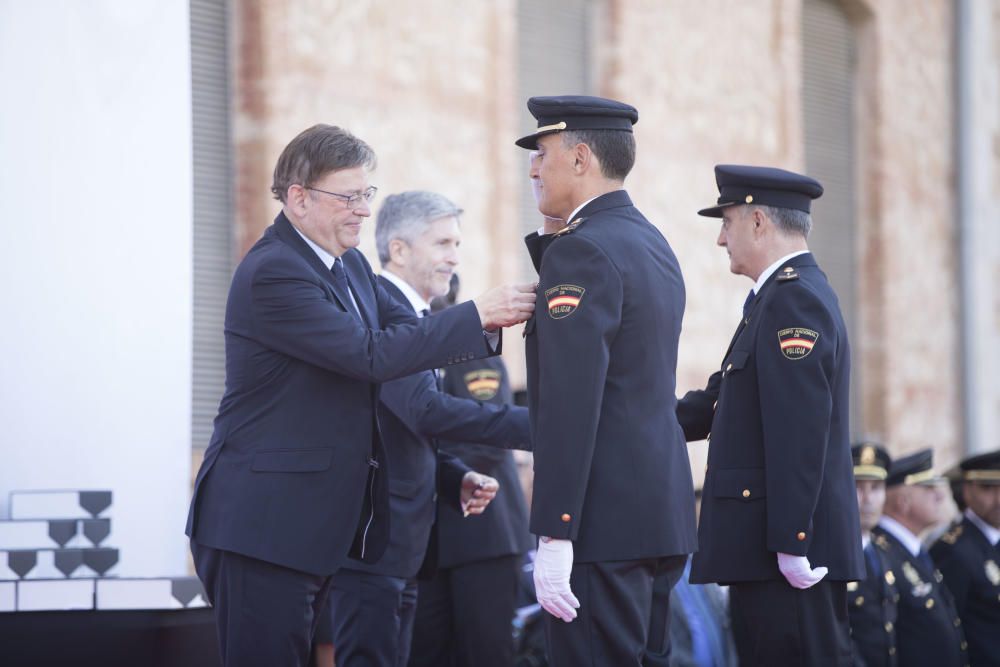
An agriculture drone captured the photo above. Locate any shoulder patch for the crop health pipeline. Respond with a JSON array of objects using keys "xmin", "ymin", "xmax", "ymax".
[
  {"xmin": 777, "ymin": 327, "xmax": 819, "ymax": 360},
  {"xmin": 776, "ymin": 266, "xmax": 799, "ymax": 282},
  {"xmin": 545, "ymin": 284, "xmax": 585, "ymax": 319},
  {"xmin": 463, "ymin": 369, "xmax": 501, "ymax": 400},
  {"xmin": 553, "ymin": 216, "xmax": 587, "ymax": 237}
]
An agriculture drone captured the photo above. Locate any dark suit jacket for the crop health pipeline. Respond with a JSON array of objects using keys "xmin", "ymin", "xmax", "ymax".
[
  {"xmin": 679, "ymin": 253, "xmax": 865, "ymax": 584},
  {"xmin": 435, "ymin": 355, "xmax": 533, "ymax": 570},
  {"xmin": 523, "ymin": 189, "xmax": 698, "ymax": 562},
  {"xmin": 185, "ymin": 212, "xmax": 494, "ymax": 576},
  {"xmin": 346, "ymin": 277, "xmax": 531, "ymax": 579},
  {"xmin": 931, "ymin": 516, "xmax": 1000, "ymax": 667},
  {"xmin": 873, "ymin": 526, "xmax": 965, "ymax": 667}
]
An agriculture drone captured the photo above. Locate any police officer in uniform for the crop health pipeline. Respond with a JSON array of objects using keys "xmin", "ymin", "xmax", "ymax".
[
  {"xmin": 848, "ymin": 442, "xmax": 900, "ymax": 666},
  {"xmin": 931, "ymin": 449, "xmax": 1000, "ymax": 667},
  {"xmin": 678, "ymin": 165, "xmax": 864, "ymax": 666},
  {"xmin": 517, "ymin": 95, "xmax": 698, "ymax": 666},
  {"xmin": 873, "ymin": 449, "xmax": 967, "ymax": 667}
]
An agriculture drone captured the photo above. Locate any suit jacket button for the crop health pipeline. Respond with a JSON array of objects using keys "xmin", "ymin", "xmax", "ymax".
[
  {"xmin": 561, "ymin": 513, "xmax": 571, "ymax": 523},
  {"xmin": 742, "ymin": 489, "xmax": 750, "ymax": 498},
  {"xmin": 797, "ymin": 531, "xmax": 806, "ymax": 541}
]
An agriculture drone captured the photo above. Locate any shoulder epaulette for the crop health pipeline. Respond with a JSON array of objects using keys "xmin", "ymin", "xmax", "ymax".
[
  {"xmin": 939, "ymin": 524, "xmax": 963, "ymax": 545},
  {"xmin": 775, "ymin": 266, "xmax": 799, "ymax": 282},
  {"xmin": 874, "ymin": 534, "xmax": 890, "ymax": 550},
  {"xmin": 553, "ymin": 216, "xmax": 587, "ymax": 237}
]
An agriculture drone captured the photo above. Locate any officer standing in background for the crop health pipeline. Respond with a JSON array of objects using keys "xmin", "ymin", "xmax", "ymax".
[
  {"xmin": 517, "ymin": 95, "xmax": 698, "ymax": 666},
  {"xmin": 931, "ymin": 449, "xmax": 1000, "ymax": 667},
  {"xmin": 408, "ymin": 275, "xmax": 534, "ymax": 667},
  {"xmin": 873, "ymin": 449, "xmax": 966, "ymax": 667},
  {"xmin": 848, "ymin": 442, "xmax": 899, "ymax": 666},
  {"xmin": 678, "ymin": 165, "xmax": 864, "ymax": 666}
]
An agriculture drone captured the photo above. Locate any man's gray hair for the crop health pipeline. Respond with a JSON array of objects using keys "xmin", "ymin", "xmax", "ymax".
[
  {"xmin": 375, "ymin": 191, "xmax": 463, "ymax": 266},
  {"xmin": 754, "ymin": 204, "xmax": 812, "ymax": 238}
]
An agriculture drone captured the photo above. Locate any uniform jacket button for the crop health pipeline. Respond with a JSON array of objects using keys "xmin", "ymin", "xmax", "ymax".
[
  {"xmin": 561, "ymin": 513, "xmax": 571, "ymax": 523},
  {"xmin": 884, "ymin": 622, "xmax": 893, "ymax": 633},
  {"xmin": 797, "ymin": 531, "xmax": 806, "ymax": 541},
  {"xmin": 742, "ymin": 489, "xmax": 751, "ymax": 498},
  {"xmin": 925, "ymin": 598, "xmax": 935, "ymax": 609}
]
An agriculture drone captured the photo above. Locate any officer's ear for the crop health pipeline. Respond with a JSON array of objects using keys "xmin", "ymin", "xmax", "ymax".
[
  {"xmin": 750, "ymin": 208, "xmax": 768, "ymax": 237},
  {"xmin": 571, "ymin": 141, "xmax": 593, "ymax": 176}
]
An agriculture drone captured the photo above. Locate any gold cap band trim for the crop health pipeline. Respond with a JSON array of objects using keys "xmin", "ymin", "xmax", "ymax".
[
  {"xmin": 964, "ymin": 470, "xmax": 1000, "ymax": 482},
  {"xmin": 904, "ymin": 469, "xmax": 937, "ymax": 485},
  {"xmin": 853, "ymin": 465, "xmax": 887, "ymax": 480},
  {"xmin": 535, "ymin": 121, "xmax": 567, "ymax": 133}
]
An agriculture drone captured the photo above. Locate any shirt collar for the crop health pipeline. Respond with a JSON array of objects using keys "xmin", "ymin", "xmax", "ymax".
[
  {"xmin": 753, "ymin": 250, "xmax": 809, "ymax": 295},
  {"xmin": 861, "ymin": 533, "xmax": 871, "ymax": 550},
  {"xmin": 965, "ymin": 508, "xmax": 1000, "ymax": 546},
  {"xmin": 878, "ymin": 515, "xmax": 924, "ymax": 557},
  {"xmin": 291, "ymin": 225, "xmax": 337, "ymax": 270},
  {"xmin": 380, "ymin": 269, "xmax": 431, "ymax": 315}
]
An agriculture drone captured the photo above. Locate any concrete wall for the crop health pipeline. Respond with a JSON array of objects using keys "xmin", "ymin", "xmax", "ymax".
[{"xmin": 0, "ymin": 1, "xmax": 193, "ymax": 576}]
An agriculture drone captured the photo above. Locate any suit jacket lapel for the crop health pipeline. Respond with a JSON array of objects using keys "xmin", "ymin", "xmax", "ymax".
[{"xmin": 272, "ymin": 212, "xmax": 357, "ymax": 316}]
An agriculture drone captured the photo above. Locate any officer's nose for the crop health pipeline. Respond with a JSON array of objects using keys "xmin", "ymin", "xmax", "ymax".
[{"xmin": 716, "ymin": 224, "xmax": 727, "ymax": 247}]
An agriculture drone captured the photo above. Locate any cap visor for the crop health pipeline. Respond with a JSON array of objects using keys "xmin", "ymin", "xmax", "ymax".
[
  {"xmin": 697, "ymin": 201, "xmax": 737, "ymax": 218},
  {"xmin": 515, "ymin": 129, "xmax": 561, "ymax": 150}
]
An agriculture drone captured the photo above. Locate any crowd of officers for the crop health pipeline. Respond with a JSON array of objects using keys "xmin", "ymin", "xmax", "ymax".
[{"xmin": 846, "ymin": 445, "xmax": 1000, "ymax": 667}]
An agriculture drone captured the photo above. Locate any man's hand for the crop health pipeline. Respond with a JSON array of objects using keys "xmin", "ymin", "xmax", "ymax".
[
  {"xmin": 473, "ymin": 283, "xmax": 536, "ymax": 330},
  {"xmin": 777, "ymin": 552, "xmax": 828, "ymax": 589},
  {"xmin": 534, "ymin": 538, "xmax": 579, "ymax": 622},
  {"xmin": 460, "ymin": 472, "xmax": 498, "ymax": 517}
]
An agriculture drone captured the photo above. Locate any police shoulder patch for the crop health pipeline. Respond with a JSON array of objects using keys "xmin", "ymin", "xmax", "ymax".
[
  {"xmin": 463, "ymin": 369, "xmax": 501, "ymax": 400},
  {"xmin": 777, "ymin": 327, "xmax": 819, "ymax": 360},
  {"xmin": 545, "ymin": 284, "xmax": 585, "ymax": 319}
]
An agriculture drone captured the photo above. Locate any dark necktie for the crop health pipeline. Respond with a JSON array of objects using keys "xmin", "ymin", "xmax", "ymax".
[
  {"xmin": 332, "ymin": 258, "xmax": 360, "ymax": 320},
  {"xmin": 916, "ymin": 548, "xmax": 935, "ymax": 574},
  {"xmin": 742, "ymin": 289, "xmax": 756, "ymax": 319}
]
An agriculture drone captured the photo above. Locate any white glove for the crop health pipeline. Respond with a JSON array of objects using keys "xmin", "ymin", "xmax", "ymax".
[
  {"xmin": 533, "ymin": 538, "xmax": 580, "ymax": 622},
  {"xmin": 777, "ymin": 552, "xmax": 828, "ymax": 589}
]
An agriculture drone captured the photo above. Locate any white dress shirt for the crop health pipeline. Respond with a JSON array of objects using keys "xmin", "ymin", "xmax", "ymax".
[{"xmin": 878, "ymin": 515, "xmax": 924, "ymax": 557}]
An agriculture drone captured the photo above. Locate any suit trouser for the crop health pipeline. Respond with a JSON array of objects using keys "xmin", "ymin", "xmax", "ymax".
[
  {"xmin": 190, "ymin": 540, "xmax": 333, "ymax": 667},
  {"xmin": 324, "ymin": 568, "xmax": 418, "ymax": 667},
  {"xmin": 544, "ymin": 555, "xmax": 687, "ymax": 667},
  {"xmin": 730, "ymin": 579, "xmax": 852, "ymax": 667},
  {"xmin": 408, "ymin": 554, "xmax": 521, "ymax": 667}
]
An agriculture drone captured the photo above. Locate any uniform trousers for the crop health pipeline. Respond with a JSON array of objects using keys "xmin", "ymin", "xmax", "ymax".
[
  {"xmin": 544, "ymin": 555, "xmax": 686, "ymax": 667},
  {"xmin": 324, "ymin": 569, "xmax": 419, "ymax": 667},
  {"xmin": 730, "ymin": 578, "xmax": 852, "ymax": 667},
  {"xmin": 190, "ymin": 540, "xmax": 333, "ymax": 667},
  {"xmin": 408, "ymin": 554, "xmax": 521, "ymax": 667}
]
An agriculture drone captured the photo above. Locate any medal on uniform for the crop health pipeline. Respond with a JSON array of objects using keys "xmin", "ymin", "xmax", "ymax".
[{"xmin": 986, "ymin": 560, "xmax": 1000, "ymax": 586}]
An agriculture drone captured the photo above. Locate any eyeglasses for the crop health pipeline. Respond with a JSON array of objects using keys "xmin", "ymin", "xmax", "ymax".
[{"xmin": 306, "ymin": 185, "xmax": 378, "ymax": 210}]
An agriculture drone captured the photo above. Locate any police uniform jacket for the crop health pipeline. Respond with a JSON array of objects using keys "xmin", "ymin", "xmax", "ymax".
[
  {"xmin": 848, "ymin": 539, "xmax": 899, "ymax": 667},
  {"xmin": 186, "ymin": 212, "xmax": 495, "ymax": 576},
  {"xmin": 435, "ymin": 355, "xmax": 533, "ymax": 570},
  {"xmin": 523, "ymin": 189, "xmax": 697, "ymax": 561},
  {"xmin": 678, "ymin": 252, "xmax": 864, "ymax": 584},
  {"xmin": 349, "ymin": 277, "xmax": 531, "ymax": 579},
  {"xmin": 873, "ymin": 526, "xmax": 966, "ymax": 667},
  {"xmin": 931, "ymin": 516, "xmax": 1000, "ymax": 667}
]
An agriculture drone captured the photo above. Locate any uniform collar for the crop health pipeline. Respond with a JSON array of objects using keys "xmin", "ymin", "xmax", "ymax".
[
  {"xmin": 965, "ymin": 508, "xmax": 1000, "ymax": 546},
  {"xmin": 878, "ymin": 515, "xmax": 924, "ymax": 557},
  {"xmin": 380, "ymin": 269, "xmax": 431, "ymax": 315},
  {"xmin": 567, "ymin": 195, "xmax": 600, "ymax": 225},
  {"xmin": 753, "ymin": 250, "xmax": 809, "ymax": 295}
]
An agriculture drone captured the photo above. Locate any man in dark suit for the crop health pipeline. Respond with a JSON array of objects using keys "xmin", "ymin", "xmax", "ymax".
[
  {"xmin": 516, "ymin": 95, "xmax": 698, "ymax": 666},
  {"xmin": 185, "ymin": 126, "xmax": 535, "ymax": 667},
  {"xmin": 848, "ymin": 442, "xmax": 899, "ymax": 666},
  {"xmin": 677, "ymin": 165, "xmax": 865, "ymax": 666},
  {"xmin": 407, "ymin": 273, "xmax": 534, "ymax": 667},
  {"xmin": 873, "ymin": 449, "xmax": 966, "ymax": 667},
  {"xmin": 316, "ymin": 191, "xmax": 532, "ymax": 667},
  {"xmin": 930, "ymin": 449, "xmax": 1000, "ymax": 667}
]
